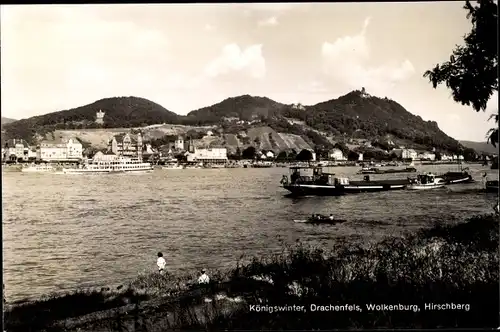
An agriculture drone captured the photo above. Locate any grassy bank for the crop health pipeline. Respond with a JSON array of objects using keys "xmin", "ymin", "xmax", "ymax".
[{"xmin": 4, "ymin": 213, "xmax": 499, "ymax": 331}]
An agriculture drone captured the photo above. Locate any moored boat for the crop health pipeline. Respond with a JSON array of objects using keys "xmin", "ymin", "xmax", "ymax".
[
  {"xmin": 358, "ymin": 167, "xmax": 378, "ymax": 174},
  {"xmin": 21, "ymin": 164, "xmax": 55, "ymax": 173},
  {"xmin": 407, "ymin": 173, "xmax": 446, "ymax": 190},
  {"xmin": 251, "ymin": 161, "xmax": 273, "ymax": 168},
  {"xmin": 382, "ymin": 167, "xmax": 417, "ymax": 174},
  {"xmin": 162, "ymin": 163, "xmax": 184, "ymax": 170},
  {"xmin": 358, "ymin": 166, "xmax": 417, "ymax": 174},
  {"xmin": 281, "ymin": 166, "xmax": 408, "ymax": 196}
]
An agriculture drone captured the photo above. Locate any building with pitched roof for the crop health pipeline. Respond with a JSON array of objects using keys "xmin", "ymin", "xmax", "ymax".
[
  {"xmin": 2, "ymin": 139, "xmax": 31, "ymax": 162},
  {"xmin": 186, "ymin": 147, "xmax": 228, "ymax": 164},
  {"xmin": 107, "ymin": 132, "xmax": 143, "ymax": 159},
  {"xmin": 36, "ymin": 137, "xmax": 83, "ymax": 162}
]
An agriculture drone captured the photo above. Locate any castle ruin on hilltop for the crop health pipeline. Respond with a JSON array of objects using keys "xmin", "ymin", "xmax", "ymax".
[{"xmin": 95, "ymin": 109, "xmax": 105, "ymax": 125}]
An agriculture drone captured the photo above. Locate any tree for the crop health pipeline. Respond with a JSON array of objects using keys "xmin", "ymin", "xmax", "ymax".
[
  {"xmin": 423, "ymin": 0, "xmax": 498, "ymax": 147},
  {"xmin": 347, "ymin": 150, "xmax": 359, "ymax": 161},
  {"xmin": 334, "ymin": 142, "xmax": 350, "ymax": 156},
  {"xmin": 242, "ymin": 146, "xmax": 256, "ymax": 160},
  {"xmin": 463, "ymin": 147, "xmax": 478, "ymax": 161},
  {"xmin": 276, "ymin": 151, "xmax": 288, "ymax": 161},
  {"xmin": 313, "ymin": 145, "xmax": 328, "ymax": 161},
  {"xmin": 296, "ymin": 149, "xmax": 313, "ymax": 161}
]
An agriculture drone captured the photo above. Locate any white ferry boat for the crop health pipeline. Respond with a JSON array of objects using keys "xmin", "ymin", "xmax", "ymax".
[
  {"xmin": 62, "ymin": 154, "xmax": 153, "ymax": 174},
  {"xmin": 21, "ymin": 164, "xmax": 55, "ymax": 173}
]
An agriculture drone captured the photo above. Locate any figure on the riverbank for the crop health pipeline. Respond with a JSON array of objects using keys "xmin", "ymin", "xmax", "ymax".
[
  {"xmin": 198, "ymin": 268, "xmax": 210, "ymax": 284},
  {"xmin": 157, "ymin": 252, "xmax": 166, "ymax": 275}
]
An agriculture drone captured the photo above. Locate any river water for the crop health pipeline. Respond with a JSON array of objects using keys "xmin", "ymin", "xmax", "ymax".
[{"xmin": 2, "ymin": 164, "xmax": 498, "ymax": 302}]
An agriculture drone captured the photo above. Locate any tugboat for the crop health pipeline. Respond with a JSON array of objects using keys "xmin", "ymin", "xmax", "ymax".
[
  {"xmin": 407, "ymin": 173, "xmax": 446, "ymax": 190},
  {"xmin": 280, "ymin": 166, "xmax": 408, "ymax": 196}
]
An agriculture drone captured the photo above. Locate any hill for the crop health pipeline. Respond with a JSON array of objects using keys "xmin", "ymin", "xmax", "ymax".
[
  {"xmin": 1, "ymin": 117, "xmax": 17, "ymax": 125},
  {"xmin": 2, "ymin": 97, "xmax": 181, "ymax": 144},
  {"xmin": 185, "ymin": 95, "xmax": 284, "ymax": 124},
  {"xmin": 459, "ymin": 140, "xmax": 498, "ymax": 154},
  {"xmin": 272, "ymin": 90, "xmax": 462, "ymax": 152},
  {"xmin": 1, "ymin": 91, "xmax": 465, "ymax": 154}
]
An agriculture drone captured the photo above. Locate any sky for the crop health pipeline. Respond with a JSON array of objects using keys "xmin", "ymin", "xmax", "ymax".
[{"xmin": 1, "ymin": 3, "xmax": 497, "ymax": 141}]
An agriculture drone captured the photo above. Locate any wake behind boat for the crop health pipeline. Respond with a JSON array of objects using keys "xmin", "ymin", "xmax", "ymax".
[{"xmin": 62, "ymin": 154, "xmax": 153, "ymax": 174}]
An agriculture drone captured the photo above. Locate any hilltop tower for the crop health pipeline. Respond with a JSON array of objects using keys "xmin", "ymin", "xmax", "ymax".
[{"xmin": 95, "ymin": 109, "xmax": 105, "ymax": 125}]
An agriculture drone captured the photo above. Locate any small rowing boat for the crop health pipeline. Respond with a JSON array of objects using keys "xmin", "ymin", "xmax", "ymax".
[{"xmin": 295, "ymin": 215, "xmax": 347, "ymax": 224}]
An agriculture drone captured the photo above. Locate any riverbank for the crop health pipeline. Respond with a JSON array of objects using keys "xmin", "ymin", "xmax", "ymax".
[{"xmin": 4, "ymin": 213, "xmax": 498, "ymax": 331}]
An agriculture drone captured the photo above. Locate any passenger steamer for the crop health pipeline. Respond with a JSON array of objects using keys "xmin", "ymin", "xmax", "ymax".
[{"xmin": 62, "ymin": 155, "xmax": 153, "ymax": 174}]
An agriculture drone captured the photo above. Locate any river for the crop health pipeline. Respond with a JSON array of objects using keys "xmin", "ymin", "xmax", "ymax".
[{"xmin": 2, "ymin": 164, "xmax": 497, "ymax": 302}]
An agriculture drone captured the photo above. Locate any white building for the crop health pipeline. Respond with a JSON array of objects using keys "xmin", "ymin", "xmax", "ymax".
[
  {"xmin": 92, "ymin": 151, "xmax": 118, "ymax": 162},
  {"xmin": 174, "ymin": 136, "xmax": 189, "ymax": 151},
  {"xmin": 440, "ymin": 153, "xmax": 453, "ymax": 161},
  {"xmin": 417, "ymin": 152, "xmax": 436, "ymax": 161},
  {"xmin": 186, "ymin": 147, "xmax": 228, "ymax": 164},
  {"xmin": 2, "ymin": 139, "xmax": 30, "ymax": 161},
  {"xmin": 329, "ymin": 148, "xmax": 347, "ymax": 161},
  {"xmin": 392, "ymin": 148, "xmax": 418, "ymax": 160},
  {"xmin": 37, "ymin": 137, "xmax": 83, "ymax": 162}
]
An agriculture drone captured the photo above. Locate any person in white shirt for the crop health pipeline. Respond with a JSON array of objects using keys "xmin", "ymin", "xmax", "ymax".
[
  {"xmin": 198, "ymin": 268, "xmax": 210, "ymax": 284},
  {"xmin": 157, "ymin": 252, "xmax": 166, "ymax": 275}
]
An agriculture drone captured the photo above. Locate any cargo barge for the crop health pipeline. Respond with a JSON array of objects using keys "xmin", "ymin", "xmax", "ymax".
[{"xmin": 280, "ymin": 166, "xmax": 408, "ymax": 196}]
